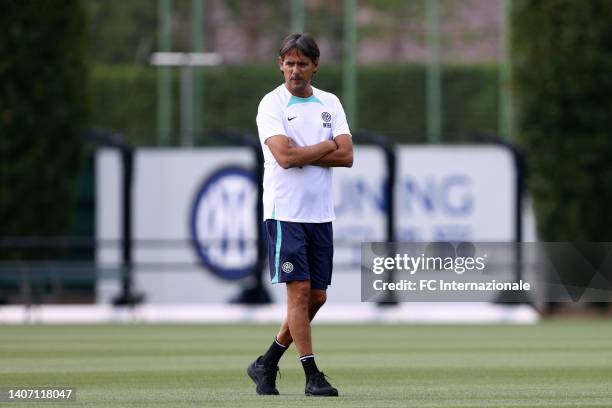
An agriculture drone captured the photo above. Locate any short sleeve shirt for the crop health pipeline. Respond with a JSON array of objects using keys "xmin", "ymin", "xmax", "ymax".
[{"xmin": 256, "ymin": 84, "xmax": 351, "ymax": 222}]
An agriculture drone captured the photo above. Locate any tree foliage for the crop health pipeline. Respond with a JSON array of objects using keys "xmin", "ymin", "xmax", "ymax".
[
  {"xmin": 513, "ymin": 0, "xmax": 612, "ymax": 240},
  {"xmin": 89, "ymin": 63, "xmax": 499, "ymax": 145},
  {"xmin": 0, "ymin": 0, "xmax": 88, "ymax": 237}
]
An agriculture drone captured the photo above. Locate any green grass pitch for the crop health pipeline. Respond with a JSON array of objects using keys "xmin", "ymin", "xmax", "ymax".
[{"xmin": 1, "ymin": 320, "xmax": 612, "ymax": 407}]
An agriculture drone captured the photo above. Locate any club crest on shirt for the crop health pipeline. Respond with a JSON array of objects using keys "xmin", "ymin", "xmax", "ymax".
[{"xmin": 322, "ymin": 112, "xmax": 332, "ymax": 128}]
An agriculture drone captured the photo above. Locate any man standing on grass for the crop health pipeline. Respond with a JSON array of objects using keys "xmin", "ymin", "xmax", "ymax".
[{"xmin": 247, "ymin": 33, "xmax": 353, "ymax": 397}]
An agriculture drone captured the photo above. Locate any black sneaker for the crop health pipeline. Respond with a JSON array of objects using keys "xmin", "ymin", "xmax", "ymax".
[
  {"xmin": 305, "ymin": 372, "xmax": 338, "ymax": 397},
  {"xmin": 247, "ymin": 356, "xmax": 280, "ymax": 395}
]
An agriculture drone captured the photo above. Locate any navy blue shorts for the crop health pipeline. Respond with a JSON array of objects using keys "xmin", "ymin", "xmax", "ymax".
[{"xmin": 265, "ymin": 220, "xmax": 334, "ymax": 290}]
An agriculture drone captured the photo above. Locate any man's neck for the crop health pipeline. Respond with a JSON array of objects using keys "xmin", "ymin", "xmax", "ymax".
[{"xmin": 285, "ymin": 83, "xmax": 313, "ymax": 98}]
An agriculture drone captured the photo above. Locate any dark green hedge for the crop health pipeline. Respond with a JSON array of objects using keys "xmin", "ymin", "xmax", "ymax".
[
  {"xmin": 513, "ymin": 0, "xmax": 612, "ymax": 240},
  {"xmin": 0, "ymin": 0, "xmax": 88, "ymax": 238},
  {"xmin": 91, "ymin": 63, "xmax": 500, "ymax": 146}
]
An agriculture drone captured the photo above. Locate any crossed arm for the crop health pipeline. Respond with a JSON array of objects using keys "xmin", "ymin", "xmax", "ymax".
[{"xmin": 265, "ymin": 134, "xmax": 353, "ymax": 169}]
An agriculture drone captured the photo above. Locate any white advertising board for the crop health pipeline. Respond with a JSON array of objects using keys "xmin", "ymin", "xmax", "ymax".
[
  {"xmin": 395, "ymin": 145, "xmax": 516, "ymax": 242},
  {"xmin": 332, "ymin": 146, "xmax": 387, "ymax": 267},
  {"xmin": 96, "ymin": 144, "xmax": 516, "ymax": 304},
  {"xmin": 96, "ymin": 148, "xmax": 255, "ymax": 304}
]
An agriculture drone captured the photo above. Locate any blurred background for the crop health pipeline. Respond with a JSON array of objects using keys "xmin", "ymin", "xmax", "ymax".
[{"xmin": 1, "ymin": 0, "xmax": 611, "ymax": 320}]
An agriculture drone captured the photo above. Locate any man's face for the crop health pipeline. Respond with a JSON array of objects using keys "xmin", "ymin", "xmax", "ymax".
[{"xmin": 279, "ymin": 49, "xmax": 318, "ymax": 97}]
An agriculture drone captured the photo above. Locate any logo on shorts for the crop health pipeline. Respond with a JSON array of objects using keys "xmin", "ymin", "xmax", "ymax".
[
  {"xmin": 282, "ymin": 261, "xmax": 294, "ymax": 273},
  {"xmin": 321, "ymin": 112, "xmax": 332, "ymax": 122}
]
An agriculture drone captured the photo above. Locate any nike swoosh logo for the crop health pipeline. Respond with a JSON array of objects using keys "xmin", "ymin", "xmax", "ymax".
[{"xmin": 288, "ymin": 116, "xmax": 297, "ymax": 121}]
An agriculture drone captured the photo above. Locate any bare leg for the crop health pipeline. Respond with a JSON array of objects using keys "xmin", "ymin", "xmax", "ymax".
[
  {"xmin": 284, "ymin": 281, "xmax": 317, "ymax": 356},
  {"xmin": 276, "ymin": 287, "xmax": 327, "ymax": 347}
]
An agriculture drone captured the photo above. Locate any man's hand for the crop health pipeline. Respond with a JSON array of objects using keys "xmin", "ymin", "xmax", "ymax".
[
  {"xmin": 265, "ymin": 135, "xmax": 337, "ymax": 169},
  {"xmin": 311, "ymin": 135, "xmax": 353, "ymax": 167}
]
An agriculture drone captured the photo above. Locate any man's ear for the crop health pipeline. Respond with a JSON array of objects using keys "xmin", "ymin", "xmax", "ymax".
[
  {"xmin": 278, "ymin": 57, "xmax": 283, "ymax": 72},
  {"xmin": 313, "ymin": 59, "xmax": 319, "ymax": 74}
]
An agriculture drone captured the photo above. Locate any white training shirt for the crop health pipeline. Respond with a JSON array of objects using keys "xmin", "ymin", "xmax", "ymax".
[{"xmin": 256, "ymin": 84, "xmax": 351, "ymax": 223}]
